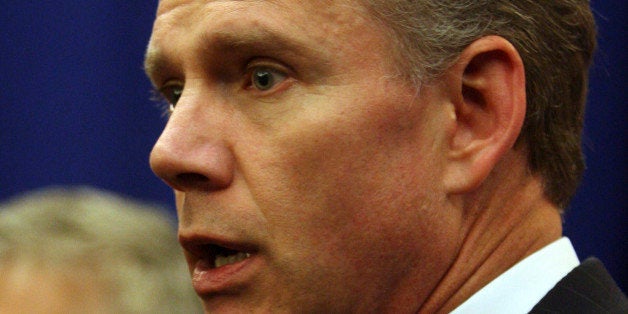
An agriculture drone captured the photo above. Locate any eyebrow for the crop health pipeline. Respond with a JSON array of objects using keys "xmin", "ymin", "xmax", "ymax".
[
  {"xmin": 144, "ymin": 27, "xmax": 328, "ymax": 84},
  {"xmin": 202, "ymin": 28, "xmax": 315, "ymax": 55},
  {"xmin": 143, "ymin": 47, "xmax": 165, "ymax": 85}
]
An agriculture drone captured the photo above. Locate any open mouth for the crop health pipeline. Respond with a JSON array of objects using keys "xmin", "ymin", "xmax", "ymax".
[
  {"xmin": 193, "ymin": 244, "xmax": 253, "ymax": 269},
  {"xmin": 211, "ymin": 245, "xmax": 251, "ymax": 268},
  {"xmin": 183, "ymin": 240, "xmax": 260, "ymax": 293}
]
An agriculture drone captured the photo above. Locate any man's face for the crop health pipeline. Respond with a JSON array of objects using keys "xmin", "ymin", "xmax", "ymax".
[{"xmin": 147, "ymin": 0, "xmax": 463, "ymax": 312}]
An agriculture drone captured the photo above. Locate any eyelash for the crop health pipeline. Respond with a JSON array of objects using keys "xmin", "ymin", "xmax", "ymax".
[
  {"xmin": 151, "ymin": 82, "xmax": 182, "ymax": 117},
  {"xmin": 244, "ymin": 65, "xmax": 289, "ymax": 92},
  {"xmin": 150, "ymin": 87, "xmax": 178, "ymax": 117},
  {"xmin": 152, "ymin": 61, "xmax": 291, "ymax": 116}
]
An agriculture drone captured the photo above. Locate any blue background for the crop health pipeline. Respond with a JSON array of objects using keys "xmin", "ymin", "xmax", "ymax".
[{"xmin": 1, "ymin": 1, "xmax": 625, "ymax": 290}]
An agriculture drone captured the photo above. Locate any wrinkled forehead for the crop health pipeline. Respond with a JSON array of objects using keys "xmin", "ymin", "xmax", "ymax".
[
  {"xmin": 145, "ymin": 0, "xmax": 392, "ymax": 81},
  {"xmin": 150, "ymin": 0, "xmax": 364, "ymax": 43},
  {"xmin": 149, "ymin": 0, "xmax": 377, "ymax": 46},
  {"xmin": 155, "ymin": 0, "xmax": 364, "ymax": 15}
]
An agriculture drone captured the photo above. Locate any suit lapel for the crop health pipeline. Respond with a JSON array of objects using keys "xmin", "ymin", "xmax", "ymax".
[{"xmin": 529, "ymin": 257, "xmax": 627, "ymax": 313}]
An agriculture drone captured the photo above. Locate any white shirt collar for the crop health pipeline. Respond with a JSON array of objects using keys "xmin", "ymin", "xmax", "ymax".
[{"xmin": 450, "ymin": 237, "xmax": 579, "ymax": 314}]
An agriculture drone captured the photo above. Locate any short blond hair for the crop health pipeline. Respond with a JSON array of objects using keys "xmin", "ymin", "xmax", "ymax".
[{"xmin": 0, "ymin": 187, "xmax": 202, "ymax": 313}]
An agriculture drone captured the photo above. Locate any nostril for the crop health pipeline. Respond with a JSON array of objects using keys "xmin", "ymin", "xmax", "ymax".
[
  {"xmin": 174, "ymin": 172, "xmax": 232, "ymax": 190},
  {"xmin": 176, "ymin": 172, "xmax": 210, "ymax": 186}
]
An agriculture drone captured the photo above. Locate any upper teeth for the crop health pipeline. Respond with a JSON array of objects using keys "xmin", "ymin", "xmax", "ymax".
[{"xmin": 214, "ymin": 252, "xmax": 250, "ymax": 268}]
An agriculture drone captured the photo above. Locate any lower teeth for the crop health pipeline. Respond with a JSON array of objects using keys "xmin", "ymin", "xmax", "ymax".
[{"xmin": 214, "ymin": 252, "xmax": 250, "ymax": 268}]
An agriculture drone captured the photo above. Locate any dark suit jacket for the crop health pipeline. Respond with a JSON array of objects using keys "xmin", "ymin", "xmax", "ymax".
[{"xmin": 529, "ymin": 257, "xmax": 627, "ymax": 313}]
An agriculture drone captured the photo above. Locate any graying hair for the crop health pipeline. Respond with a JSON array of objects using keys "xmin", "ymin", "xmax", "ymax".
[{"xmin": 362, "ymin": 0, "xmax": 597, "ymax": 209}]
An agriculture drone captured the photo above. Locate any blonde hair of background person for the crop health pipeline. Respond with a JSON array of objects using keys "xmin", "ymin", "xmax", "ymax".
[{"xmin": 0, "ymin": 187, "xmax": 202, "ymax": 314}]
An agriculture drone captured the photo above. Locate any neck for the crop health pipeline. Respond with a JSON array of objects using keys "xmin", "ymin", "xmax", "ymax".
[{"xmin": 419, "ymin": 152, "xmax": 563, "ymax": 314}]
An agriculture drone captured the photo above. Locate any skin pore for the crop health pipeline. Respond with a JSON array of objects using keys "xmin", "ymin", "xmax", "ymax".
[{"xmin": 146, "ymin": 1, "xmax": 563, "ymax": 313}]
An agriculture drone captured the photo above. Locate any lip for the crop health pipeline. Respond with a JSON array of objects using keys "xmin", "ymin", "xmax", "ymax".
[
  {"xmin": 191, "ymin": 253, "xmax": 260, "ymax": 296},
  {"xmin": 180, "ymin": 235, "xmax": 261, "ymax": 296}
]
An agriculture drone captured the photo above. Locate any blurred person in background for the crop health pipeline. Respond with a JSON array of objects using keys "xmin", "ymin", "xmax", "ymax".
[{"xmin": 0, "ymin": 186, "xmax": 202, "ymax": 314}]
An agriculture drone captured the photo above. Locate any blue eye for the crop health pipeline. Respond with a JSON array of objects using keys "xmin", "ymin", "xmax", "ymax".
[{"xmin": 250, "ymin": 67, "xmax": 287, "ymax": 91}]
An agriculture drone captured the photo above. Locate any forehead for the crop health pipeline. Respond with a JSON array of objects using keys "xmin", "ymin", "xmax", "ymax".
[
  {"xmin": 151, "ymin": 0, "xmax": 371, "ymax": 37},
  {"xmin": 155, "ymin": 0, "xmax": 361, "ymax": 14},
  {"xmin": 145, "ymin": 0, "xmax": 388, "ymax": 80}
]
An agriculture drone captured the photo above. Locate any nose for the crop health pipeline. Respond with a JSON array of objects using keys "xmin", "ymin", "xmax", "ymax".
[{"xmin": 149, "ymin": 94, "xmax": 235, "ymax": 192}]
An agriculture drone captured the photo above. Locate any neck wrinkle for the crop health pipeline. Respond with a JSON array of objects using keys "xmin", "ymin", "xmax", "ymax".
[{"xmin": 417, "ymin": 153, "xmax": 563, "ymax": 314}]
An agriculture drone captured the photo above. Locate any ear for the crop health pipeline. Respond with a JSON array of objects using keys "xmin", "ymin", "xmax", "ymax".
[{"xmin": 442, "ymin": 36, "xmax": 526, "ymax": 194}]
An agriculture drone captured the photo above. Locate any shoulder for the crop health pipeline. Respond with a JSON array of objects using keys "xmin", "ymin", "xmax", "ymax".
[{"xmin": 530, "ymin": 258, "xmax": 628, "ymax": 313}]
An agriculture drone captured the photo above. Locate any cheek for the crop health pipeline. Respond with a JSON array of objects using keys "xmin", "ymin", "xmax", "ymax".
[
  {"xmin": 253, "ymin": 86, "xmax": 446, "ymax": 237},
  {"xmin": 246, "ymin": 90, "xmax": 457, "ymax": 298},
  {"xmin": 254, "ymin": 145, "xmax": 457, "ymax": 310},
  {"xmin": 273, "ymin": 93, "xmax": 443, "ymax": 217}
]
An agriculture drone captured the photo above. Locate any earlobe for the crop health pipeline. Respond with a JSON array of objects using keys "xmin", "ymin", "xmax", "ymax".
[{"xmin": 443, "ymin": 36, "xmax": 526, "ymax": 194}]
